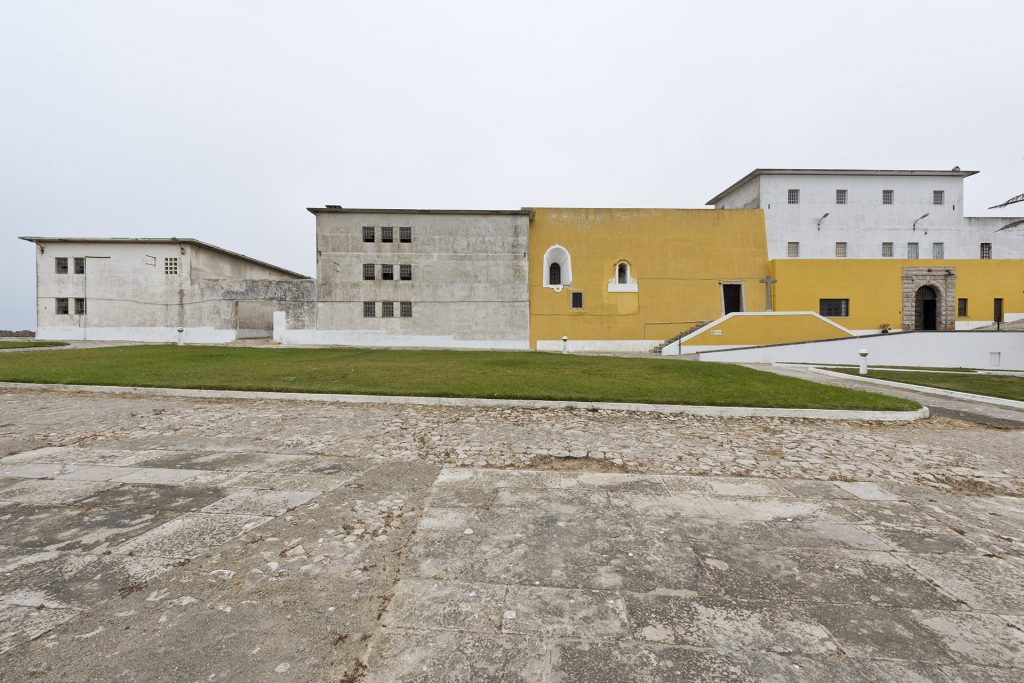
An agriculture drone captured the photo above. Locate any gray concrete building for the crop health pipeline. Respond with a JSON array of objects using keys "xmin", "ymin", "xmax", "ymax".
[
  {"xmin": 275, "ymin": 208, "xmax": 530, "ymax": 349},
  {"xmin": 20, "ymin": 237, "xmax": 314, "ymax": 343}
]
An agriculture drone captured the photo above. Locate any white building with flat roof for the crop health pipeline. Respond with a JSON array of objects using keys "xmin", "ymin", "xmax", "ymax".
[{"xmin": 707, "ymin": 169, "xmax": 1024, "ymax": 261}]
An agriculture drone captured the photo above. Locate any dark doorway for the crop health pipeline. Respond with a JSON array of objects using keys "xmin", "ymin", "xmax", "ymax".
[
  {"xmin": 722, "ymin": 284, "xmax": 743, "ymax": 314},
  {"xmin": 915, "ymin": 286, "xmax": 938, "ymax": 330}
]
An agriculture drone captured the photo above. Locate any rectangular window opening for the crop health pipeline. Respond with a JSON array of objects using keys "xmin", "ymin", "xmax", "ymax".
[
  {"xmin": 819, "ymin": 298, "xmax": 849, "ymax": 317},
  {"xmin": 933, "ymin": 190, "xmax": 945, "ymax": 205},
  {"xmin": 907, "ymin": 242, "xmax": 919, "ymax": 259},
  {"xmin": 957, "ymin": 298, "xmax": 968, "ymax": 317},
  {"xmin": 835, "ymin": 242, "xmax": 847, "ymax": 258},
  {"xmin": 399, "ymin": 226, "xmax": 412, "ymax": 243},
  {"xmin": 381, "ymin": 226, "xmax": 394, "ymax": 243},
  {"xmin": 362, "ymin": 226, "xmax": 375, "ymax": 243},
  {"xmin": 164, "ymin": 257, "xmax": 179, "ymax": 275},
  {"xmin": 787, "ymin": 242, "xmax": 800, "ymax": 258},
  {"xmin": 932, "ymin": 243, "xmax": 945, "ymax": 259},
  {"xmin": 55, "ymin": 297, "xmax": 69, "ymax": 315},
  {"xmin": 381, "ymin": 264, "xmax": 394, "ymax": 281},
  {"xmin": 836, "ymin": 189, "xmax": 847, "ymax": 205},
  {"xmin": 362, "ymin": 263, "xmax": 375, "ymax": 281},
  {"xmin": 381, "ymin": 301, "xmax": 394, "ymax": 318},
  {"xmin": 400, "ymin": 301, "xmax": 412, "ymax": 318},
  {"xmin": 74, "ymin": 297, "xmax": 86, "ymax": 315},
  {"xmin": 980, "ymin": 242, "xmax": 992, "ymax": 259},
  {"xmin": 399, "ymin": 264, "xmax": 412, "ymax": 280},
  {"xmin": 882, "ymin": 189, "xmax": 894, "ymax": 205},
  {"xmin": 363, "ymin": 301, "xmax": 376, "ymax": 318},
  {"xmin": 882, "ymin": 242, "xmax": 894, "ymax": 257},
  {"xmin": 55, "ymin": 257, "xmax": 68, "ymax": 274},
  {"xmin": 787, "ymin": 189, "xmax": 800, "ymax": 204},
  {"xmin": 73, "ymin": 257, "xmax": 86, "ymax": 274},
  {"xmin": 571, "ymin": 291, "xmax": 584, "ymax": 309}
]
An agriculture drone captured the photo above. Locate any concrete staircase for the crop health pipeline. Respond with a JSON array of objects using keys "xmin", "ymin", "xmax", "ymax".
[{"xmin": 651, "ymin": 321, "xmax": 709, "ymax": 354}]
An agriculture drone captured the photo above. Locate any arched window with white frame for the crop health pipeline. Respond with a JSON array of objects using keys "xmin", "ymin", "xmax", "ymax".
[
  {"xmin": 543, "ymin": 245, "xmax": 572, "ymax": 291},
  {"xmin": 608, "ymin": 259, "xmax": 637, "ymax": 292}
]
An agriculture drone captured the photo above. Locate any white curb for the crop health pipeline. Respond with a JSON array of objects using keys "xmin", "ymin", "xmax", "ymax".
[
  {"xmin": 807, "ymin": 367, "xmax": 1024, "ymax": 411},
  {"xmin": 0, "ymin": 381, "xmax": 927, "ymax": 422}
]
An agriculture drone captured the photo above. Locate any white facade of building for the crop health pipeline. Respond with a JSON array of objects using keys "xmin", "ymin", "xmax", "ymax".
[
  {"xmin": 708, "ymin": 169, "xmax": 1024, "ymax": 261},
  {"xmin": 21, "ymin": 238, "xmax": 314, "ymax": 343},
  {"xmin": 275, "ymin": 208, "xmax": 531, "ymax": 349}
]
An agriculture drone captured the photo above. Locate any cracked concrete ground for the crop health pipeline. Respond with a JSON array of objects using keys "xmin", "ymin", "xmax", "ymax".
[{"xmin": 1, "ymin": 387, "xmax": 1022, "ymax": 681}]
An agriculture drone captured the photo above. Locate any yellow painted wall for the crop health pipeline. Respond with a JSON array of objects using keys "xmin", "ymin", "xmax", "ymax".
[
  {"xmin": 528, "ymin": 208, "xmax": 769, "ymax": 347},
  {"xmin": 772, "ymin": 259, "xmax": 1024, "ymax": 331},
  {"xmin": 680, "ymin": 313, "xmax": 853, "ymax": 346}
]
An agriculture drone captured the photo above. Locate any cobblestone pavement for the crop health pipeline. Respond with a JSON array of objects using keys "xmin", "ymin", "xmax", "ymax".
[{"xmin": 0, "ymin": 387, "xmax": 1022, "ymax": 681}]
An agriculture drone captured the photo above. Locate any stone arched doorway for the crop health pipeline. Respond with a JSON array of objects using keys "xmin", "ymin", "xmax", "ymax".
[{"xmin": 915, "ymin": 285, "xmax": 938, "ymax": 330}]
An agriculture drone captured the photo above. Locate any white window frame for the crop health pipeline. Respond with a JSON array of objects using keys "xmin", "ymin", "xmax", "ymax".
[
  {"xmin": 835, "ymin": 242, "xmax": 847, "ymax": 258},
  {"xmin": 932, "ymin": 242, "xmax": 944, "ymax": 259},
  {"xmin": 933, "ymin": 190, "xmax": 945, "ymax": 205},
  {"xmin": 543, "ymin": 244, "xmax": 572, "ymax": 291},
  {"xmin": 608, "ymin": 260, "xmax": 637, "ymax": 293},
  {"xmin": 907, "ymin": 242, "xmax": 919, "ymax": 259}
]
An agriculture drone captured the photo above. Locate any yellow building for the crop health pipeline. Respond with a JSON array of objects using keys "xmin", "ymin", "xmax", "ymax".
[
  {"xmin": 527, "ymin": 208, "xmax": 770, "ymax": 351},
  {"xmin": 771, "ymin": 259, "xmax": 1024, "ymax": 333}
]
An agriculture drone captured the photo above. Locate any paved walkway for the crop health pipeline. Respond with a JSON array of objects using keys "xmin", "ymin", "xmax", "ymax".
[
  {"xmin": 759, "ymin": 363, "xmax": 1024, "ymax": 429},
  {"xmin": 1, "ymin": 387, "xmax": 1022, "ymax": 681}
]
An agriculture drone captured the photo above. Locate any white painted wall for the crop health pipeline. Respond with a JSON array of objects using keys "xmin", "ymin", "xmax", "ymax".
[
  {"xmin": 695, "ymin": 331, "xmax": 1024, "ymax": 370},
  {"xmin": 536, "ymin": 339, "xmax": 658, "ymax": 353},
  {"xmin": 279, "ymin": 328, "xmax": 528, "ymax": 350},
  {"xmin": 715, "ymin": 173, "xmax": 1024, "ymax": 260}
]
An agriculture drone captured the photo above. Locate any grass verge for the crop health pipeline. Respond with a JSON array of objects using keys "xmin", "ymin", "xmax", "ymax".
[
  {"xmin": 0, "ymin": 345, "xmax": 920, "ymax": 411},
  {"xmin": 0, "ymin": 341, "xmax": 70, "ymax": 349},
  {"xmin": 834, "ymin": 368, "xmax": 1024, "ymax": 402}
]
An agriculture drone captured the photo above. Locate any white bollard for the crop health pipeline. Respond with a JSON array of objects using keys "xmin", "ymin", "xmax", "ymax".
[
  {"xmin": 858, "ymin": 349, "xmax": 869, "ymax": 375},
  {"xmin": 561, "ymin": 336, "xmax": 569, "ymax": 354},
  {"xmin": 176, "ymin": 327, "xmax": 185, "ymax": 346}
]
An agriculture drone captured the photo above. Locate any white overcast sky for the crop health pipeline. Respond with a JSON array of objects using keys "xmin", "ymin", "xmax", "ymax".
[{"xmin": 2, "ymin": 0, "xmax": 1022, "ymax": 329}]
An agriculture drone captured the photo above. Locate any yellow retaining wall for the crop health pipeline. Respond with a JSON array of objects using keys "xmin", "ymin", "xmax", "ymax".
[
  {"xmin": 528, "ymin": 208, "xmax": 770, "ymax": 348},
  {"xmin": 680, "ymin": 313, "xmax": 853, "ymax": 347},
  {"xmin": 772, "ymin": 259, "xmax": 1024, "ymax": 331}
]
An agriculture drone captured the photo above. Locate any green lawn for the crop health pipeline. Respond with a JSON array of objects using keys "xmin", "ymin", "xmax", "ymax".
[
  {"xmin": 835, "ymin": 368, "xmax": 1024, "ymax": 402},
  {"xmin": 0, "ymin": 345, "xmax": 917, "ymax": 411},
  {"xmin": 0, "ymin": 340, "xmax": 69, "ymax": 349}
]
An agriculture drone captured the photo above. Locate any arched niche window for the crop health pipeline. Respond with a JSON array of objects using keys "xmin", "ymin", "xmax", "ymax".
[
  {"xmin": 608, "ymin": 259, "xmax": 638, "ymax": 292},
  {"xmin": 543, "ymin": 245, "xmax": 572, "ymax": 291}
]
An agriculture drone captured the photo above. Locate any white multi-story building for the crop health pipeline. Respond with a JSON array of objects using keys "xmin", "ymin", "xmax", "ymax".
[{"xmin": 707, "ymin": 169, "xmax": 1024, "ymax": 261}]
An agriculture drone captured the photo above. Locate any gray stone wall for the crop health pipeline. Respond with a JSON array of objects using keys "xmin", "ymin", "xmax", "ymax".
[{"xmin": 901, "ymin": 266, "xmax": 957, "ymax": 331}]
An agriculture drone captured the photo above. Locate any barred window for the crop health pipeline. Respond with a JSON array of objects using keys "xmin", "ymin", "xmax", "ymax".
[
  {"xmin": 400, "ymin": 264, "xmax": 412, "ymax": 280},
  {"xmin": 399, "ymin": 226, "xmax": 412, "ymax": 243},
  {"xmin": 381, "ymin": 226, "xmax": 394, "ymax": 243},
  {"xmin": 55, "ymin": 257, "xmax": 68, "ymax": 274},
  {"xmin": 74, "ymin": 297, "xmax": 86, "ymax": 315},
  {"xmin": 932, "ymin": 242, "xmax": 944, "ymax": 259},
  {"xmin": 787, "ymin": 242, "xmax": 800, "ymax": 258},
  {"xmin": 933, "ymin": 190, "xmax": 945, "ymax": 205},
  {"xmin": 55, "ymin": 297, "xmax": 69, "ymax": 314},
  {"xmin": 958, "ymin": 298, "xmax": 968, "ymax": 317},
  {"xmin": 882, "ymin": 189, "xmax": 894, "ymax": 205},
  {"xmin": 907, "ymin": 242, "xmax": 919, "ymax": 259},
  {"xmin": 980, "ymin": 242, "xmax": 992, "ymax": 259},
  {"xmin": 363, "ymin": 301, "xmax": 376, "ymax": 317},
  {"xmin": 571, "ymin": 291, "xmax": 584, "ymax": 309},
  {"xmin": 74, "ymin": 257, "xmax": 86, "ymax": 274},
  {"xmin": 787, "ymin": 189, "xmax": 800, "ymax": 204},
  {"xmin": 381, "ymin": 301, "xmax": 394, "ymax": 318},
  {"xmin": 362, "ymin": 226, "xmax": 375, "ymax": 242},
  {"xmin": 362, "ymin": 263, "xmax": 375, "ymax": 280},
  {"xmin": 400, "ymin": 301, "xmax": 412, "ymax": 317},
  {"xmin": 819, "ymin": 298, "xmax": 849, "ymax": 317},
  {"xmin": 836, "ymin": 189, "xmax": 847, "ymax": 205},
  {"xmin": 164, "ymin": 257, "xmax": 179, "ymax": 275},
  {"xmin": 381, "ymin": 264, "xmax": 394, "ymax": 280},
  {"xmin": 835, "ymin": 242, "xmax": 847, "ymax": 258},
  {"xmin": 882, "ymin": 242, "xmax": 894, "ymax": 257}
]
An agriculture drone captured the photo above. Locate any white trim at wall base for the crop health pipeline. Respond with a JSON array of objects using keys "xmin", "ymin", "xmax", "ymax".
[
  {"xmin": 536, "ymin": 339, "xmax": 659, "ymax": 353},
  {"xmin": 279, "ymin": 329, "xmax": 529, "ymax": 350},
  {"xmin": 36, "ymin": 326, "xmax": 237, "ymax": 344}
]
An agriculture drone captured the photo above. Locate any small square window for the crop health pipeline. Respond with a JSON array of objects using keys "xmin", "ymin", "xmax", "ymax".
[
  {"xmin": 980, "ymin": 242, "xmax": 992, "ymax": 259},
  {"xmin": 363, "ymin": 301, "xmax": 376, "ymax": 317},
  {"xmin": 381, "ymin": 301, "xmax": 394, "ymax": 318},
  {"xmin": 907, "ymin": 242, "xmax": 919, "ymax": 259},
  {"xmin": 882, "ymin": 189, "xmax": 894, "ymax": 205},
  {"xmin": 400, "ymin": 264, "xmax": 412, "ymax": 280},
  {"xmin": 933, "ymin": 190, "xmax": 945, "ymax": 205},
  {"xmin": 381, "ymin": 226, "xmax": 394, "ymax": 243},
  {"xmin": 55, "ymin": 257, "xmax": 68, "ymax": 274},
  {"xmin": 836, "ymin": 189, "xmax": 847, "ymax": 205},
  {"xmin": 381, "ymin": 264, "xmax": 394, "ymax": 280},
  {"xmin": 400, "ymin": 301, "xmax": 412, "ymax": 317},
  {"xmin": 932, "ymin": 242, "xmax": 944, "ymax": 259},
  {"xmin": 787, "ymin": 242, "xmax": 800, "ymax": 258},
  {"xmin": 74, "ymin": 257, "xmax": 86, "ymax": 274},
  {"xmin": 362, "ymin": 263, "xmax": 375, "ymax": 280},
  {"xmin": 571, "ymin": 291, "xmax": 584, "ymax": 309},
  {"xmin": 787, "ymin": 189, "xmax": 800, "ymax": 204},
  {"xmin": 819, "ymin": 298, "xmax": 849, "ymax": 317},
  {"xmin": 399, "ymin": 226, "xmax": 412, "ymax": 243},
  {"xmin": 835, "ymin": 242, "xmax": 847, "ymax": 258},
  {"xmin": 362, "ymin": 226, "xmax": 375, "ymax": 243},
  {"xmin": 164, "ymin": 257, "xmax": 179, "ymax": 275},
  {"xmin": 957, "ymin": 298, "xmax": 968, "ymax": 317},
  {"xmin": 55, "ymin": 297, "xmax": 69, "ymax": 314},
  {"xmin": 882, "ymin": 242, "xmax": 894, "ymax": 257},
  {"xmin": 74, "ymin": 297, "xmax": 86, "ymax": 315}
]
